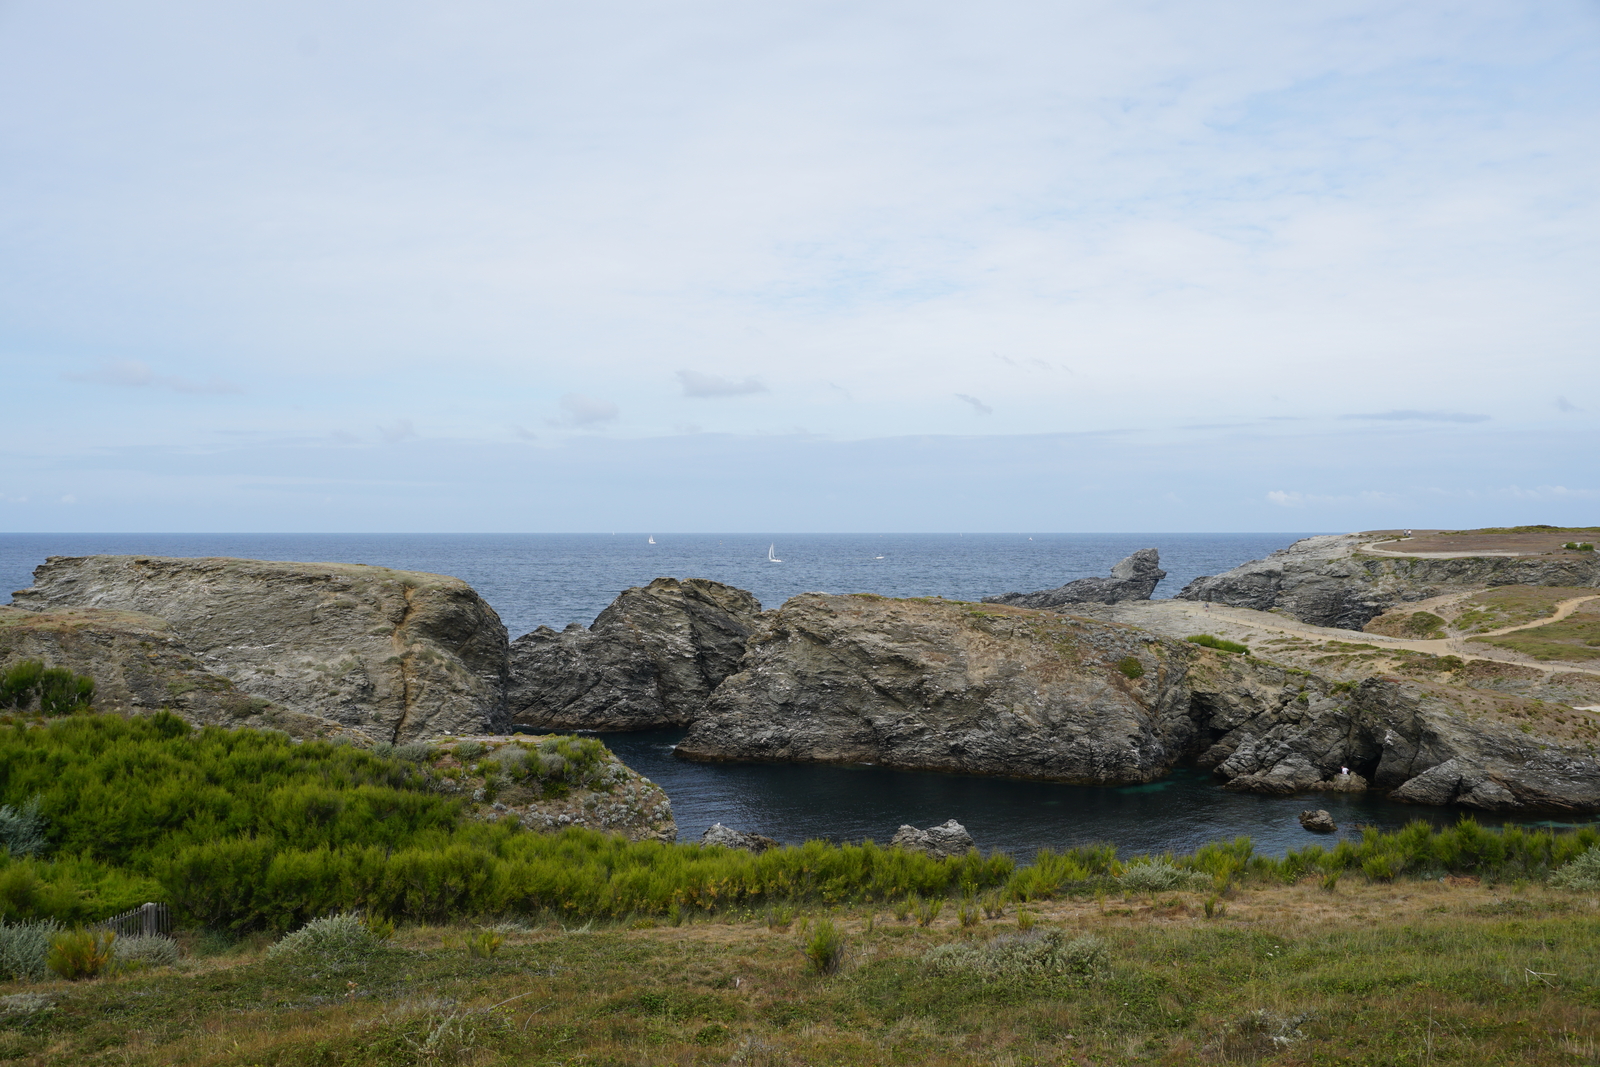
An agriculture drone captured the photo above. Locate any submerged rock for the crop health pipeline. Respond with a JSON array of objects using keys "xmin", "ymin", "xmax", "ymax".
[
  {"xmin": 701, "ymin": 823, "xmax": 779, "ymax": 852},
  {"xmin": 891, "ymin": 819, "xmax": 974, "ymax": 859},
  {"xmin": 11, "ymin": 555, "xmax": 509, "ymax": 741},
  {"xmin": 1298, "ymin": 809, "xmax": 1336, "ymax": 833},
  {"xmin": 983, "ymin": 549, "xmax": 1167, "ymax": 608},
  {"xmin": 507, "ymin": 577, "xmax": 762, "ymax": 730}
]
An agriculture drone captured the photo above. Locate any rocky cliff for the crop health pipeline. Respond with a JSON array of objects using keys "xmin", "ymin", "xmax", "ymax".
[
  {"xmin": 0, "ymin": 605, "xmax": 357, "ymax": 740},
  {"xmin": 1177, "ymin": 534, "xmax": 1599, "ymax": 630},
  {"xmin": 506, "ymin": 577, "xmax": 761, "ymax": 730},
  {"xmin": 983, "ymin": 549, "xmax": 1167, "ymax": 608},
  {"xmin": 675, "ymin": 593, "xmax": 1600, "ymax": 812},
  {"xmin": 11, "ymin": 555, "xmax": 510, "ymax": 741}
]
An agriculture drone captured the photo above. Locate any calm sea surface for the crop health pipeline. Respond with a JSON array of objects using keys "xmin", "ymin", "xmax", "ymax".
[{"xmin": 3, "ymin": 532, "xmax": 1589, "ymax": 857}]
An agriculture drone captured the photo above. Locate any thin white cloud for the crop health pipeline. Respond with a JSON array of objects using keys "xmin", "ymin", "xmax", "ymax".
[
  {"xmin": 955, "ymin": 393, "xmax": 992, "ymax": 415},
  {"xmin": 1339, "ymin": 410, "xmax": 1490, "ymax": 424},
  {"xmin": 676, "ymin": 370, "xmax": 766, "ymax": 398},
  {"xmin": 551, "ymin": 393, "xmax": 619, "ymax": 428},
  {"xmin": 378, "ymin": 419, "xmax": 416, "ymax": 444},
  {"xmin": 63, "ymin": 360, "xmax": 242, "ymax": 395}
]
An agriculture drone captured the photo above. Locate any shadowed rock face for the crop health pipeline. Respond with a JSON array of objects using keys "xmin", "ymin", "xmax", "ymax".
[
  {"xmin": 674, "ymin": 593, "xmax": 1600, "ymax": 812},
  {"xmin": 983, "ymin": 549, "xmax": 1167, "ymax": 608},
  {"xmin": 506, "ymin": 577, "xmax": 762, "ymax": 730},
  {"xmin": 11, "ymin": 555, "xmax": 509, "ymax": 741},
  {"xmin": 1177, "ymin": 534, "xmax": 1600, "ymax": 630}
]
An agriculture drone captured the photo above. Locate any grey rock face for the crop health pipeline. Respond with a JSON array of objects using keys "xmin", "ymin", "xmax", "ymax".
[
  {"xmin": 983, "ymin": 549, "xmax": 1167, "ymax": 608},
  {"xmin": 1177, "ymin": 534, "xmax": 1599, "ymax": 630},
  {"xmin": 12, "ymin": 555, "xmax": 509, "ymax": 741},
  {"xmin": 1298, "ymin": 809, "xmax": 1336, "ymax": 833},
  {"xmin": 890, "ymin": 819, "xmax": 974, "ymax": 859},
  {"xmin": 701, "ymin": 823, "xmax": 779, "ymax": 852},
  {"xmin": 675, "ymin": 593, "xmax": 1600, "ymax": 812},
  {"xmin": 507, "ymin": 577, "xmax": 762, "ymax": 730}
]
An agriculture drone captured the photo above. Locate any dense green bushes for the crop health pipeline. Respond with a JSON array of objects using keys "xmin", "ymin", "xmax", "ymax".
[
  {"xmin": 1185, "ymin": 633, "xmax": 1249, "ymax": 654},
  {"xmin": 2, "ymin": 714, "xmax": 1599, "ymax": 934},
  {"xmin": 0, "ymin": 659, "xmax": 94, "ymax": 714}
]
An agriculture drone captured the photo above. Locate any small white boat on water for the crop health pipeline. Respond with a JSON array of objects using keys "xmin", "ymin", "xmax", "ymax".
[
  {"xmin": 648, "ymin": 536, "xmax": 656, "ymax": 544},
  {"xmin": 767, "ymin": 543, "xmax": 782, "ymax": 563}
]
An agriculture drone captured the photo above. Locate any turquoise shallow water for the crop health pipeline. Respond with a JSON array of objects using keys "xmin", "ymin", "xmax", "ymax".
[{"xmin": 5, "ymin": 531, "xmax": 1591, "ymax": 857}]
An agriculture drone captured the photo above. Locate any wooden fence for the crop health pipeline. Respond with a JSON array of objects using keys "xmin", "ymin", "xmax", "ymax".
[{"xmin": 96, "ymin": 902, "xmax": 172, "ymax": 939}]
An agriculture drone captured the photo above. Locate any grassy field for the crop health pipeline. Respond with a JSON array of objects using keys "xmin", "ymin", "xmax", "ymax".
[
  {"xmin": 2, "ymin": 879, "xmax": 1598, "ymax": 1066},
  {"xmin": 1451, "ymin": 588, "xmax": 1598, "ymax": 636},
  {"xmin": 1472, "ymin": 605, "xmax": 1600, "ymax": 663}
]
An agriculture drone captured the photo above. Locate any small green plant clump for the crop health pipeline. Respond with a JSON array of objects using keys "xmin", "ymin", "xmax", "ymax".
[
  {"xmin": 465, "ymin": 929, "xmax": 503, "ymax": 959},
  {"xmin": 1119, "ymin": 859, "xmax": 1208, "ymax": 894},
  {"xmin": 802, "ymin": 918, "xmax": 845, "ymax": 975},
  {"xmin": 0, "ymin": 660, "xmax": 95, "ymax": 715},
  {"xmin": 113, "ymin": 934, "xmax": 180, "ymax": 969},
  {"xmin": 1186, "ymin": 634, "xmax": 1248, "ymax": 654},
  {"xmin": 1563, "ymin": 542, "xmax": 1595, "ymax": 551},
  {"xmin": 1550, "ymin": 845, "xmax": 1600, "ymax": 890},
  {"xmin": 1115, "ymin": 656, "xmax": 1145, "ymax": 680},
  {"xmin": 47, "ymin": 928, "xmax": 116, "ymax": 980},
  {"xmin": 0, "ymin": 918, "xmax": 60, "ymax": 980},
  {"xmin": 923, "ymin": 929, "xmax": 1107, "ymax": 981},
  {"xmin": 266, "ymin": 913, "xmax": 388, "ymax": 965}
]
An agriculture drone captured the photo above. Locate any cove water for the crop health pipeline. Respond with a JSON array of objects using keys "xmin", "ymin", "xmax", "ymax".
[{"xmin": 4, "ymin": 532, "xmax": 1590, "ymax": 857}]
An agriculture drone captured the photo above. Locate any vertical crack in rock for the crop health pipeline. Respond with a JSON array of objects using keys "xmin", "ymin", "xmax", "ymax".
[{"xmin": 390, "ymin": 583, "xmax": 419, "ymax": 743}]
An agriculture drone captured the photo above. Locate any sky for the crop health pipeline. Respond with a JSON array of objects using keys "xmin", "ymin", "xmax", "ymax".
[{"xmin": 2, "ymin": 0, "xmax": 1597, "ymax": 532}]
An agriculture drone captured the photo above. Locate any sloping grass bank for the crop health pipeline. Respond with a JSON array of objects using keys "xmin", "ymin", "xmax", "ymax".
[{"xmin": 0, "ymin": 715, "xmax": 1597, "ymax": 933}]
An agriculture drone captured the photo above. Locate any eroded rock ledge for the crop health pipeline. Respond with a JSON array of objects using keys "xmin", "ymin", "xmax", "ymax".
[
  {"xmin": 674, "ymin": 593, "xmax": 1600, "ymax": 812},
  {"xmin": 983, "ymin": 549, "xmax": 1167, "ymax": 608}
]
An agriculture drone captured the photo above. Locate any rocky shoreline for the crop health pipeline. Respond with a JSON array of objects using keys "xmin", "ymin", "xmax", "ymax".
[{"xmin": 7, "ymin": 539, "xmax": 1600, "ymax": 818}]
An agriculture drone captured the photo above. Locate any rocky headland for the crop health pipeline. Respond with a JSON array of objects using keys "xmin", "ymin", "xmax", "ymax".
[
  {"xmin": 1177, "ymin": 532, "xmax": 1599, "ymax": 630},
  {"xmin": 983, "ymin": 548, "xmax": 1167, "ymax": 608},
  {"xmin": 506, "ymin": 577, "xmax": 760, "ymax": 730},
  {"xmin": 11, "ymin": 555, "xmax": 510, "ymax": 741}
]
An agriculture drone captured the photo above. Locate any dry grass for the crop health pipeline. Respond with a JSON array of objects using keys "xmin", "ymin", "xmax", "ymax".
[{"xmin": 3, "ymin": 878, "xmax": 1599, "ymax": 1065}]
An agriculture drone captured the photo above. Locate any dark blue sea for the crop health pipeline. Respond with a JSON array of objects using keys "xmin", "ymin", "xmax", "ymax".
[{"xmin": 4, "ymin": 532, "xmax": 1588, "ymax": 857}]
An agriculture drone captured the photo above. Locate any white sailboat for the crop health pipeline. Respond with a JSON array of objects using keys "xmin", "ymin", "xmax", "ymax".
[
  {"xmin": 648, "ymin": 536, "xmax": 656, "ymax": 544},
  {"xmin": 767, "ymin": 543, "xmax": 782, "ymax": 563}
]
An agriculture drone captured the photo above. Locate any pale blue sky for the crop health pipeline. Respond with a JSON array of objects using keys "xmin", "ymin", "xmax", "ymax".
[{"xmin": 2, "ymin": 0, "xmax": 1596, "ymax": 531}]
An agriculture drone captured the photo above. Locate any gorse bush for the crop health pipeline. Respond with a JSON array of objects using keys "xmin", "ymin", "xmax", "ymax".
[
  {"xmin": 47, "ymin": 928, "xmax": 116, "ymax": 980},
  {"xmin": 924, "ymin": 930, "xmax": 1106, "ymax": 981},
  {"xmin": 0, "ymin": 919, "xmax": 59, "ymax": 980},
  {"xmin": 0, "ymin": 660, "xmax": 94, "ymax": 715},
  {"xmin": 0, "ymin": 797, "xmax": 48, "ymax": 858},
  {"xmin": 802, "ymin": 918, "xmax": 845, "ymax": 975}
]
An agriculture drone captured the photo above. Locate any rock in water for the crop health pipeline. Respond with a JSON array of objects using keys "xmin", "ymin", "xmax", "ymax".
[
  {"xmin": 1298, "ymin": 809, "xmax": 1336, "ymax": 833},
  {"xmin": 701, "ymin": 823, "xmax": 780, "ymax": 852},
  {"xmin": 507, "ymin": 577, "xmax": 762, "ymax": 730},
  {"xmin": 891, "ymin": 820, "xmax": 974, "ymax": 858},
  {"xmin": 983, "ymin": 549, "xmax": 1167, "ymax": 608},
  {"xmin": 11, "ymin": 555, "xmax": 509, "ymax": 741}
]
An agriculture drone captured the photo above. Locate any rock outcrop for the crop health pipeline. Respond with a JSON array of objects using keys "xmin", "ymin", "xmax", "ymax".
[
  {"xmin": 429, "ymin": 736, "xmax": 676, "ymax": 843},
  {"xmin": 1298, "ymin": 809, "xmax": 1336, "ymax": 833},
  {"xmin": 983, "ymin": 549, "xmax": 1167, "ymax": 608},
  {"xmin": 675, "ymin": 593, "xmax": 1600, "ymax": 812},
  {"xmin": 701, "ymin": 823, "xmax": 779, "ymax": 852},
  {"xmin": 507, "ymin": 577, "xmax": 762, "ymax": 730},
  {"xmin": 0, "ymin": 605, "xmax": 359, "ymax": 740},
  {"xmin": 1177, "ymin": 534, "xmax": 1599, "ymax": 630},
  {"xmin": 11, "ymin": 555, "xmax": 510, "ymax": 741},
  {"xmin": 890, "ymin": 820, "xmax": 975, "ymax": 859}
]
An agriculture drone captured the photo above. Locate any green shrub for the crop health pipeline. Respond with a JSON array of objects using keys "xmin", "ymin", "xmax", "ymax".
[
  {"xmin": 392, "ymin": 741, "xmax": 434, "ymax": 762},
  {"xmin": 0, "ymin": 797, "xmax": 47, "ymax": 858},
  {"xmin": 802, "ymin": 918, "xmax": 845, "ymax": 975},
  {"xmin": 0, "ymin": 661, "xmax": 94, "ymax": 714},
  {"xmin": 453, "ymin": 741, "xmax": 486, "ymax": 761},
  {"xmin": 1116, "ymin": 656, "xmax": 1145, "ymax": 680},
  {"xmin": 465, "ymin": 929, "xmax": 502, "ymax": 959},
  {"xmin": 0, "ymin": 919, "xmax": 59, "ymax": 980},
  {"xmin": 923, "ymin": 930, "xmax": 1106, "ymax": 981},
  {"xmin": 47, "ymin": 928, "xmax": 116, "ymax": 980},
  {"xmin": 1550, "ymin": 845, "xmax": 1600, "ymax": 890},
  {"xmin": 266, "ymin": 912, "xmax": 385, "ymax": 964},
  {"xmin": 1119, "ymin": 859, "xmax": 1207, "ymax": 894},
  {"xmin": 113, "ymin": 934, "xmax": 180, "ymax": 969},
  {"xmin": 1186, "ymin": 634, "xmax": 1248, "ymax": 654}
]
